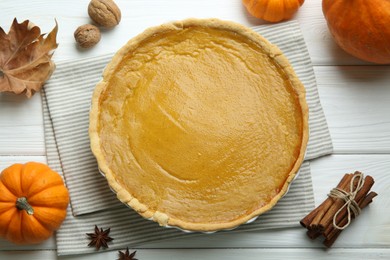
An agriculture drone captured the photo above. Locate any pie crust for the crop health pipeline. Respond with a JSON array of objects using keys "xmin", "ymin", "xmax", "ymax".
[{"xmin": 89, "ymin": 18, "xmax": 309, "ymax": 232}]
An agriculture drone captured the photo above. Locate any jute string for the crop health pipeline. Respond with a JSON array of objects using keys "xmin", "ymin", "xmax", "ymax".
[{"xmin": 328, "ymin": 173, "xmax": 365, "ymax": 230}]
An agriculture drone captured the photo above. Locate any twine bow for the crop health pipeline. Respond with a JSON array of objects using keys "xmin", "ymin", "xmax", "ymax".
[{"xmin": 328, "ymin": 172, "xmax": 365, "ymax": 230}]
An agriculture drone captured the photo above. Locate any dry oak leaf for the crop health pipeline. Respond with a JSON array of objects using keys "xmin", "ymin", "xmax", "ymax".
[{"xmin": 0, "ymin": 18, "xmax": 58, "ymax": 98}]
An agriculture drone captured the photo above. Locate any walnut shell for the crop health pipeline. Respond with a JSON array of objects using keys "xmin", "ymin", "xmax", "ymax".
[
  {"xmin": 74, "ymin": 24, "xmax": 101, "ymax": 48},
  {"xmin": 88, "ymin": 0, "xmax": 121, "ymax": 28}
]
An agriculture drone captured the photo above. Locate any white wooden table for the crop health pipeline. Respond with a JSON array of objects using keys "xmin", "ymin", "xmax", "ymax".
[{"xmin": 1, "ymin": 1, "xmax": 389, "ymax": 259}]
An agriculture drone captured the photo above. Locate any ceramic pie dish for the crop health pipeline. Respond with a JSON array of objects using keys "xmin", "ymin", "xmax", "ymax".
[{"xmin": 89, "ymin": 18, "xmax": 309, "ymax": 232}]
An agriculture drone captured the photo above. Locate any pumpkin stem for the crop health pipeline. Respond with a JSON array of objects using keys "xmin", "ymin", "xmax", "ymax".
[{"xmin": 16, "ymin": 197, "xmax": 34, "ymax": 215}]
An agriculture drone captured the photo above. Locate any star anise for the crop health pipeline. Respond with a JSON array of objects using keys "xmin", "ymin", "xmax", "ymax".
[
  {"xmin": 86, "ymin": 225, "xmax": 114, "ymax": 250},
  {"xmin": 118, "ymin": 248, "xmax": 138, "ymax": 260}
]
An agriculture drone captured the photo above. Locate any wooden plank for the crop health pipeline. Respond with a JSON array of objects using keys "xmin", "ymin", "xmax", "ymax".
[
  {"xmin": 0, "ymin": 154, "xmax": 388, "ymax": 251},
  {"xmin": 0, "ymin": 0, "xmax": 368, "ymax": 66},
  {"xmin": 70, "ymin": 248, "xmax": 390, "ymax": 260},
  {"xmin": 1, "ymin": 248, "xmax": 389, "ymax": 260},
  {"xmin": 0, "ymin": 125, "xmax": 45, "ymax": 155},
  {"xmin": 0, "ymin": 93, "xmax": 45, "ymax": 156},
  {"xmin": 316, "ymin": 66, "xmax": 390, "ymax": 153},
  {"xmin": 0, "ymin": 238, "xmax": 56, "ymax": 252},
  {"xmin": 0, "ymin": 0, "xmax": 388, "ymax": 259},
  {"xmin": 1, "ymin": 2, "xmax": 387, "ymax": 155},
  {"xmin": 0, "ymin": 156, "xmax": 47, "ymax": 169},
  {"xmin": 2, "ymin": 66, "xmax": 390, "ymax": 155},
  {"xmin": 0, "ymin": 250, "xmax": 56, "ymax": 260},
  {"xmin": 109, "ymin": 154, "xmax": 390, "ymax": 249}
]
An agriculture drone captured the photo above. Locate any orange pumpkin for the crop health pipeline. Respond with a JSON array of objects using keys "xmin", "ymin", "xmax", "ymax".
[
  {"xmin": 323, "ymin": 0, "xmax": 390, "ymax": 64},
  {"xmin": 242, "ymin": 0, "xmax": 305, "ymax": 22},
  {"xmin": 0, "ymin": 162, "xmax": 69, "ymax": 244}
]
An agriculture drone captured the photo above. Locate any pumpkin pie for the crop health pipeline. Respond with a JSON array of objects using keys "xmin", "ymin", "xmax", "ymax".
[{"xmin": 89, "ymin": 18, "xmax": 309, "ymax": 232}]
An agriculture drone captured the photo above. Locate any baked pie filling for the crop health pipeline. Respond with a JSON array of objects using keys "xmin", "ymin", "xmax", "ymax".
[{"xmin": 90, "ymin": 19, "xmax": 308, "ymax": 231}]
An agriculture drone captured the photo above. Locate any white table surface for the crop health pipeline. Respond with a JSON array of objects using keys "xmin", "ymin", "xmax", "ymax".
[{"xmin": 1, "ymin": 0, "xmax": 389, "ymax": 259}]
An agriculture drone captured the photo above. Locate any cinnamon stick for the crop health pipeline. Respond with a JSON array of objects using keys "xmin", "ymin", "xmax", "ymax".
[
  {"xmin": 300, "ymin": 202, "xmax": 322, "ymax": 228},
  {"xmin": 300, "ymin": 174, "xmax": 351, "ymax": 228},
  {"xmin": 323, "ymin": 191, "xmax": 378, "ymax": 248},
  {"xmin": 300, "ymin": 172, "xmax": 377, "ymax": 247},
  {"xmin": 317, "ymin": 172, "xmax": 362, "ymax": 230},
  {"xmin": 324, "ymin": 189, "xmax": 369, "ymax": 242},
  {"xmin": 308, "ymin": 174, "xmax": 353, "ymax": 231},
  {"xmin": 360, "ymin": 191, "xmax": 378, "ymax": 208},
  {"xmin": 323, "ymin": 175, "xmax": 374, "ymax": 238},
  {"xmin": 306, "ymin": 229, "xmax": 321, "ymax": 240}
]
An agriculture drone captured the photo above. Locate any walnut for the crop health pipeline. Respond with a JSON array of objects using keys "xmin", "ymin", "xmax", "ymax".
[
  {"xmin": 74, "ymin": 24, "xmax": 101, "ymax": 48},
  {"xmin": 88, "ymin": 0, "xmax": 121, "ymax": 28}
]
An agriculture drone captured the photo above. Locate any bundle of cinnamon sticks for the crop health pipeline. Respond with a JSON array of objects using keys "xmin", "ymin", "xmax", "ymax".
[{"xmin": 300, "ymin": 171, "xmax": 377, "ymax": 247}]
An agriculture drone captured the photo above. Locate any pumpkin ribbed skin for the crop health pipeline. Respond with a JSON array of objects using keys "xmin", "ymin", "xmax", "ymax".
[
  {"xmin": 243, "ymin": 0, "xmax": 305, "ymax": 22},
  {"xmin": 323, "ymin": 0, "xmax": 390, "ymax": 64},
  {"xmin": 0, "ymin": 162, "xmax": 69, "ymax": 244}
]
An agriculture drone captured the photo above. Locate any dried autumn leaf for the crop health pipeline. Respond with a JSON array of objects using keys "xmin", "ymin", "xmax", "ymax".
[{"xmin": 0, "ymin": 18, "xmax": 58, "ymax": 98}]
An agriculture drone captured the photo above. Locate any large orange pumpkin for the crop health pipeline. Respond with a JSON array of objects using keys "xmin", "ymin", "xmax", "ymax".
[
  {"xmin": 242, "ymin": 0, "xmax": 305, "ymax": 22},
  {"xmin": 0, "ymin": 162, "xmax": 69, "ymax": 244},
  {"xmin": 323, "ymin": 0, "xmax": 390, "ymax": 64}
]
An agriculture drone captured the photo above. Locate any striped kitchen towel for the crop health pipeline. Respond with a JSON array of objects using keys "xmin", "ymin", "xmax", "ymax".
[{"xmin": 42, "ymin": 20, "xmax": 333, "ymax": 255}]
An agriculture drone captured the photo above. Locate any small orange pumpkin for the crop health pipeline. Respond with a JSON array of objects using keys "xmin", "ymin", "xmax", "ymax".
[
  {"xmin": 0, "ymin": 162, "xmax": 69, "ymax": 244},
  {"xmin": 323, "ymin": 0, "xmax": 390, "ymax": 64},
  {"xmin": 242, "ymin": 0, "xmax": 305, "ymax": 22}
]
